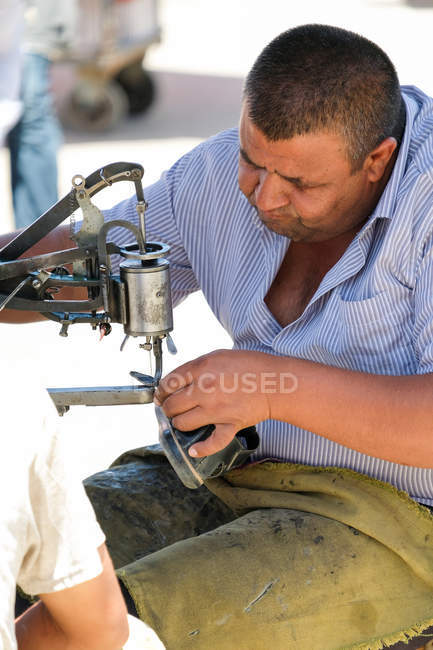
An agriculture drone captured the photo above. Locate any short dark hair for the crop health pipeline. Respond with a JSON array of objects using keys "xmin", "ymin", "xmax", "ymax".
[{"xmin": 244, "ymin": 24, "xmax": 405, "ymax": 170}]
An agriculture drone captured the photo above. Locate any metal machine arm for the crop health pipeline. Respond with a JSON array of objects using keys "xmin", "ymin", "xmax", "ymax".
[{"xmin": 0, "ymin": 162, "xmax": 174, "ymax": 413}]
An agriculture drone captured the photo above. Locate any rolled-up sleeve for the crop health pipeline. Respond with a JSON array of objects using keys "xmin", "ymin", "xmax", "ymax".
[{"xmin": 17, "ymin": 420, "xmax": 105, "ymax": 595}]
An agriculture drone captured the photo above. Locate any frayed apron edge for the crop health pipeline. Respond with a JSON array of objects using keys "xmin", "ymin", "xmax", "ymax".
[{"xmin": 341, "ymin": 616, "xmax": 433, "ymax": 650}]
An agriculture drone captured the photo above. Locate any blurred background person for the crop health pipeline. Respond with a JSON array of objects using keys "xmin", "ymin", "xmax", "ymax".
[
  {"xmin": 7, "ymin": 0, "xmax": 77, "ymax": 230},
  {"xmin": 0, "ymin": 0, "xmax": 23, "ymax": 145}
]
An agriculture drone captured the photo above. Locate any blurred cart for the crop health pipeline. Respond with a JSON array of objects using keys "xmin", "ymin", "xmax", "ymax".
[{"xmin": 60, "ymin": 0, "xmax": 161, "ymax": 131}]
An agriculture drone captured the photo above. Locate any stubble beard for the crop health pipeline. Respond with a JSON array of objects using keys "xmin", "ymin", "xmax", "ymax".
[{"xmin": 254, "ymin": 206, "xmax": 317, "ymax": 242}]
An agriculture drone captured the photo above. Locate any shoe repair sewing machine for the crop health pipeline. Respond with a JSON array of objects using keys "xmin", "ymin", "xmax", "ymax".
[{"xmin": 0, "ymin": 162, "xmax": 258, "ymax": 488}]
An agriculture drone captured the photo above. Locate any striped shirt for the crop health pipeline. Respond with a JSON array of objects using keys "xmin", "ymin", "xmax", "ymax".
[{"xmin": 104, "ymin": 85, "xmax": 433, "ymax": 505}]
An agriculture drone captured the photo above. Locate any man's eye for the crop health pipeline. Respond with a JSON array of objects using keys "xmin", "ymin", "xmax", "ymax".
[
  {"xmin": 286, "ymin": 181, "xmax": 305, "ymax": 191},
  {"xmin": 293, "ymin": 183, "xmax": 315, "ymax": 192},
  {"xmin": 240, "ymin": 153, "xmax": 257, "ymax": 168},
  {"xmin": 243, "ymin": 160, "xmax": 259, "ymax": 171}
]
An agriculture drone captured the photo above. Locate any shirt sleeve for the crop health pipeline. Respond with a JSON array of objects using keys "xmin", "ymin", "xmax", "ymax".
[
  {"xmin": 17, "ymin": 408, "xmax": 105, "ymax": 595},
  {"xmin": 413, "ymin": 227, "xmax": 433, "ymax": 374},
  {"xmin": 100, "ymin": 149, "xmax": 203, "ymax": 308}
]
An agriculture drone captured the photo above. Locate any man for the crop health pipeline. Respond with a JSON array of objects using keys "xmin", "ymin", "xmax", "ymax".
[
  {"xmin": 0, "ymin": 370, "xmax": 129, "ymax": 649},
  {"xmin": 7, "ymin": 0, "xmax": 76, "ymax": 229},
  {"xmin": 2, "ymin": 23, "xmax": 433, "ymax": 650},
  {"xmin": 0, "ymin": 0, "xmax": 24, "ymax": 144}
]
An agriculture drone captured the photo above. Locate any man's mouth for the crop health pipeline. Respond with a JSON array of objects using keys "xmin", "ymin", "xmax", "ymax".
[
  {"xmin": 259, "ymin": 210, "xmax": 285, "ymax": 221},
  {"xmin": 258, "ymin": 208, "xmax": 300, "ymax": 223},
  {"xmin": 248, "ymin": 198, "xmax": 306, "ymax": 228}
]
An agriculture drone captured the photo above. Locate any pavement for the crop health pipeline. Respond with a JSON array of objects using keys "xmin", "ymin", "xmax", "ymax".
[
  {"xmin": 1, "ymin": 0, "xmax": 433, "ymax": 480},
  {"xmin": 124, "ymin": 615, "xmax": 165, "ymax": 649}
]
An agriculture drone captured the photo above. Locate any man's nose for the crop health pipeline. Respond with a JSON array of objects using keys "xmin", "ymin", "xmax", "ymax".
[{"xmin": 254, "ymin": 171, "xmax": 289, "ymax": 212}]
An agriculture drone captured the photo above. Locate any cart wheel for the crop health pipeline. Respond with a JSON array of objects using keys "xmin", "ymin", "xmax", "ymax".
[
  {"xmin": 62, "ymin": 79, "xmax": 129, "ymax": 132},
  {"xmin": 115, "ymin": 61, "xmax": 156, "ymax": 115}
]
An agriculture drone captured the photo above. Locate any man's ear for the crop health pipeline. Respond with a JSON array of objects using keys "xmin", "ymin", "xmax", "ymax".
[{"xmin": 363, "ymin": 137, "xmax": 398, "ymax": 182}]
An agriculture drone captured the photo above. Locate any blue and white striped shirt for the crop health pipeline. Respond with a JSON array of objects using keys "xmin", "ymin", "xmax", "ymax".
[{"xmin": 104, "ymin": 85, "xmax": 433, "ymax": 505}]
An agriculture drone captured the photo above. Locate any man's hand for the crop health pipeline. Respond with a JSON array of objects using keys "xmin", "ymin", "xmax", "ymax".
[
  {"xmin": 154, "ymin": 349, "xmax": 294, "ymax": 457},
  {"xmin": 154, "ymin": 349, "xmax": 433, "ymax": 468}
]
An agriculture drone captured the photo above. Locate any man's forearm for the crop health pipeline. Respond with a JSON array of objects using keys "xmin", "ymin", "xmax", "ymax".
[
  {"xmin": 269, "ymin": 355, "xmax": 433, "ymax": 468},
  {"xmin": 15, "ymin": 601, "xmax": 70, "ymax": 649},
  {"xmin": 15, "ymin": 599, "xmax": 124, "ymax": 650},
  {"xmin": 0, "ymin": 223, "xmax": 75, "ymax": 254},
  {"xmin": 0, "ymin": 225, "xmax": 84, "ymax": 323},
  {"xmin": 15, "ymin": 544, "xmax": 129, "ymax": 650},
  {"xmin": 15, "ymin": 545, "xmax": 128, "ymax": 650}
]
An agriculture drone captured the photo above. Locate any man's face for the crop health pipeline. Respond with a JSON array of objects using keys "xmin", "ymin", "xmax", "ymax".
[{"xmin": 238, "ymin": 106, "xmax": 375, "ymax": 243}]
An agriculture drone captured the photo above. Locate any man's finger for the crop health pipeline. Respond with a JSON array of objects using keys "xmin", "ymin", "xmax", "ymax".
[
  {"xmin": 160, "ymin": 390, "xmax": 198, "ymax": 418},
  {"xmin": 171, "ymin": 406, "xmax": 208, "ymax": 432},
  {"xmin": 189, "ymin": 423, "xmax": 237, "ymax": 458},
  {"xmin": 154, "ymin": 369, "xmax": 193, "ymax": 404}
]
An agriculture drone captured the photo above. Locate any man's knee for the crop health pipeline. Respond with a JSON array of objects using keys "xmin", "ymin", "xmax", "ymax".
[{"xmin": 83, "ymin": 449, "xmax": 235, "ymax": 568}]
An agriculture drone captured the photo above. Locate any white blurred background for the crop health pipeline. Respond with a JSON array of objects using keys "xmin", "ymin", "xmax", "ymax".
[{"xmin": 1, "ymin": 0, "xmax": 433, "ymax": 478}]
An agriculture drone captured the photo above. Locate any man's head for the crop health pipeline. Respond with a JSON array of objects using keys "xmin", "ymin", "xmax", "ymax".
[
  {"xmin": 239, "ymin": 24, "xmax": 405, "ymax": 242},
  {"xmin": 243, "ymin": 23, "xmax": 405, "ymax": 170}
]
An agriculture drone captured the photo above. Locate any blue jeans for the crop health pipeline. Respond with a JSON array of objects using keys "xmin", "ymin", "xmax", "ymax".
[{"xmin": 8, "ymin": 54, "xmax": 62, "ymax": 229}]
